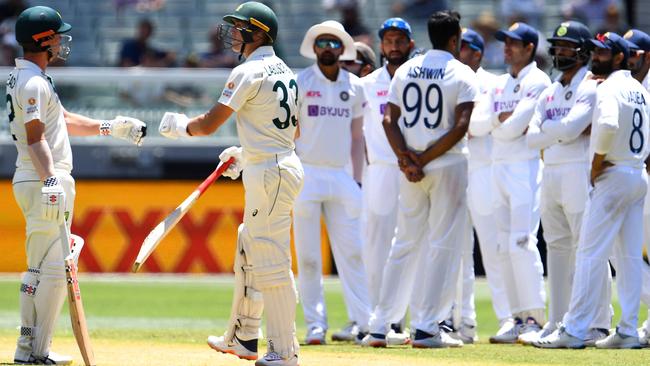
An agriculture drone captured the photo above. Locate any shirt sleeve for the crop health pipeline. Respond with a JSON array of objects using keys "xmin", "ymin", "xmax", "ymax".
[
  {"xmin": 387, "ymin": 74, "xmax": 401, "ymax": 107},
  {"xmin": 457, "ymin": 67, "xmax": 479, "ymax": 104},
  {"xmin": 468, "ymin": 83, "xmax": 499, "ymax": 137},
  {"xmin": 492, "ymin": 75, "xmax": 549, "ymax": 141},
  {"xmin": 18, "ymin": 76, "xmax": 49, "ymax": 124},
  {"xmin": 218, "ymin": 66, "xmax": 261, "ymax": 112},
  {"xmin": 352, "ymin": 80, "xmax": 366, "ymax": 119},
  {"xmin": 526, "ymin": 90, "xmax": 557, "ymax": 150},
  {"xmin": 542, "ymin": 80, "xmax": 596, "ymax": 143}
]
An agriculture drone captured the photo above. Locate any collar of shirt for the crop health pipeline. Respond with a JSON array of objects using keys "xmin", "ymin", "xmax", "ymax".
[
  {"xmin": 378, "ymin": 65, "xmax": 391, "ymax": 82},
  {"xmin": 509, "ymin": 61, "xmax": 537, "ymax": 80},
  {"xmin": 311, "ymin": 63, "xmax": 348, "ymax": 83},
  {"xmin": 424, "ymin": 49, "xmax": 454, "ymax": 61},
  {"xmin": 245, "ymin": 45, "xmax": 275, "ymax": 61},
  {"xmin": 15, "ymin": 58, "xmax": 43, "ymax": 73},
  {"xmin": 554, "ymin": 65, "xmax": 589, "ymax": 89},
  {"xmin": 642, "ymin": 71, "xmax": 650, "ymax": 92},
  {"xmin": 607, "ymin": 69, "xmax": 631, "ymax": 81}
]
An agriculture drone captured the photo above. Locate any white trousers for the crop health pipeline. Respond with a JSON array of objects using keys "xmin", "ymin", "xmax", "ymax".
[
  {"xmin": 467, "ymin": 164, "xmax": 511, "ymax": 322},
  {"xmin": 492, "ymin": 159, "xmax": 546, "ymax": 318},
  {"xmin": 293, "ymin": 164, "xmax": 371, "ymax": 331},
  {"xmin": 361, "ymin": 163, "xmax": 400, "ymax": 309},
  {"xmin": 564, "ymin": 166, "xmax": 647, "ymax": 339}
]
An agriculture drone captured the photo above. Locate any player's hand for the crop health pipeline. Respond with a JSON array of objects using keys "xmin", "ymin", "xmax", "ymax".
[
  {"xmin": 41, "ymin": 176, "xmax": 66, "ymax": 222},
  {"xmin": 219, "ymin": 146, "xmax": 243, "ymax": 180},
  {"xmin": 103, "ymin": 116, "xmax": 147, "ymax": 146},
  {"xmin": 498, "ymin": 111, "xmax": 513, "ymax": 123},
  {"xmin": 590, "ymin": 161, "xmax": 613, "ymax": 186},
  {"xmin": 158, "ymin": 112, "xmax": 190, "ymax": 139},
  {"xmin": 403, "ymin": 163, "xmax": 424, "ymax": 182}
]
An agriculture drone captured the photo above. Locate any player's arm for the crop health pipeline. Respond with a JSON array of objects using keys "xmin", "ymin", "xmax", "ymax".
[
  {"xmin": 542, "ymin": 82, "xmax": 596, "ymax": 143},
  {"xmin": 188, "ymin": 103, "xmax": 234, "ymax": 136},
  {"xmin": 417, "ymin": 101, "xmax": 474, "ymax": 166},
  {"xmin": 382, "ymin": 102, "xmax": 423, "ymax": 182},
  {"xmin": 25, "ymin": 120, "xmax": 56, "ymax": 181},
  {"xmin": 526, "ymin": 91, "xmax": 556, "ymax": 150},
  {"xmin": 492, "ymin": 81, "xmax": 548, "ymax": 140},
  {"xmin": 350, "ymin": 116, "xmax": 365, "ymax": 183},
  {"xmin": 468, "ymin": 85, "xmax": 498, "ymax": 137},
  {"xmin": 64, "ymin": 109, "xmax": 147, "ymax": 145},
  {"xmin": 590, "ymin": 90, "xmax": 618, "ymax": 185}
]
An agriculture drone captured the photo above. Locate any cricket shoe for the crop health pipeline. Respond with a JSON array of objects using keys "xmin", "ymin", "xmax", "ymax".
[
  {"xmin": 518, "ymin": 323, "xmax": 555, "ymax": 346},
  {"xmin": 584, "ymin": 328, "xmax": 609, "ymax": 347},
  {"xmin": 360, "ymin": 333, "xmax": 387, "ymax": 347},
  {"xmin": 451, "ymin": 323, "xmax": 478, "ymax": 344},
  {"xmin": 489, "ymin": 318, "xmax": 522, "ymax": 344},
  {"xmin": 517, "ymin": 317, "xmax": 542, "ymax": 345},
  {"xmin": 331, "ymin": 321, "xmax": 358, "ymax": 342},
  {"xmin": 532, "ymin": 327, "xmax": 585, "ymax": 349},
  {"xmin": 207, "ymin": 334, "xmax": 258, "ymax": 361},
  {"xmin": 305, "ymin": 326, "xmax": 326, "ymax": 345},
  {"xmin": 14, "ymin": 351, "xmax": 73, "ymax": 365},
  {"xmin": 411, "ymin": 329, "xmax": 463, "ymax": 348},
  {"xmin": 595, "ymin": 329, "xmax": 641, "ymax": 349},
  {"xmin": 386, "ymin": 328, "xmax": 411, "ymax": 345},
  {"xmin": 254, "ymin": 352, "xmax": 298, "ymax": 366},
  {"xmin": 639, "ymin": 324, "xmax": 650, "ymax": 347}
]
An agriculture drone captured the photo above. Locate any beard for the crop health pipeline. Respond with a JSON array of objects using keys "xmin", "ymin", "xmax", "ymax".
[
  {"xmin": 629, "ymin": 55, "xmax": 645, "ymax": 77},
  {"xmin": 318, "ymin": 52, "xmax": 337, "ymax": 66},
  {"xmin": 386, "ymin": 51, "xmax": 409, "ymax": 66},
  {"xmin": 591, "ymin": 58, "xmax": 614, "ymax": 76}
]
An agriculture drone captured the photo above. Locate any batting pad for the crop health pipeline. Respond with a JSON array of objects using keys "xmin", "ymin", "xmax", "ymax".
[{"xmin": 32, "ymin": 259, "xmax": 66, "ymax": 359}]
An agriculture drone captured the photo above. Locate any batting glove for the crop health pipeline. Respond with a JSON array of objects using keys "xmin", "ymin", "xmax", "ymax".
[
  {"xmin": 100, "ymin": 116, "xmax": 147, "ymax": 146},
  {"xmin": 41, "ymin": 176, "xmax": 66, "ymax": 222},
  {"xmin": 219, "ymin": 146, "xmax": 243, "ymax": 180},
  {"xmin": 158, "ymin": 112, "xmax": 190, "ymax": 139}
]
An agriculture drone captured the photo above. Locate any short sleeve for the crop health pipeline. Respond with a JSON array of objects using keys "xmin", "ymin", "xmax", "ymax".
[
  {"xmin": 387, "ymin": 74, "xmax": 401, "ymax": 106},
  {"xmin": 18, "ymin": 77, "xmax": 49, "ymax": 123},
  {"xmin": 352, "ymin": 80, "xmax": 366, "ymax": 119},
  {"xmin": 218, "ymin": 66, "xmax": 260, "ymax": 112},
  {"xmin": 457, "ymin": 67, "xmax": 479, "ymax": 105}
]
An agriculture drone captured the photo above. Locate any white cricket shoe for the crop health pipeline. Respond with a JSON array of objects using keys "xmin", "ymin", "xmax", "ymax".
[
  {"xmin": 386, "ymin": 328, "xmax": 411, "ymax": 345},
  {"xmin": 584, "ymin": 328, "xmax": 609, "ymax": 347},
  {"xmin": 517, "ymin": 317, "xmax": 542, "ymax": 345},
  {"xmin": 638, "ymin": 324, "xmax": 650, "ymax": 347},
  {"xmin": 518, "ymin": 323, "xmax": 555, "ymax": 346},
  {"xmin": 595, "ymin": 330, "xmax": 641, "ymax": 349},
  {"xmin": 254, "ymin": 352, "xmax": 298, "ymax": 366},
  {"xmin": 305, "ymin": 326, "xmax": 326, "ymax": 345},
  {"xmin": 207, "ymin": 334, "xmax": 258, "ymax": 361},
  {"xmin": 489, "ymin": 318, "xmax": 522, "ymax": 344},
  {"xmin": 450, "ymin": 323, "xmax": 477, "ymax": 344},
  {"xmin": 411, "ymin": 329, "xmax": 463, "ymax": 348},
  {"xmin": 360, "ymin": 333, "xmax": 387, "ymax": 347},
  {"xmin": 331, "ymin": 321, "xmax": 358, "ymax": 342},
  {"xmin": 532, "ymin": 327, "xmax": 585, "ymax": 349},
  {"xmin": 14, "ymin": 351, "xmax": 73, "ymax": 365}
]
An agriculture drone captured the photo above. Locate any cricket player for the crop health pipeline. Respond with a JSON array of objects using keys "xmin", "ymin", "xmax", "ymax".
[
  {"xmin": 457, "ymin": 27, "xmax": 506, "ymax": 344},
  {"xmin": 535, "ymin": 32, "xmax": 649, "ymax": 349},
  {"xmin": 158, "ymin": 2, "xmax": 303, "ymax": 365},
  {"xmin": 293, "ymin": 20, "xmax": 371, "ymax": 345},
  {"xmin": 341, "ymin": 41, "xmax": 377, "ymax": 78},
  {"xmin": 359, "ymin": 17, "xmax": 414, "ymax": 346},
  {"xmin": 10, "ymin": 6, "xmax": 146, "ymax": 364},
  {"xmin": 363, "ymin": 10, "xmax": 478, "ymax": 348},
  {"xmin": 470, "ymin": 22, "xmax": 550, "ymax": 343},
  {"xmin": 624, "ymin": 29, "xmax": 650, "ymax": 346},
  {"xmin": 524, "ymin": 21, "xmax": 612, "ymax": 345}
]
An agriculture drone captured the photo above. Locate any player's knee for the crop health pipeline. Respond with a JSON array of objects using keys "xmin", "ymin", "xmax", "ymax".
[{"xmin": 252, "ymin": 262, "xmax": 293, "ymax": 290}]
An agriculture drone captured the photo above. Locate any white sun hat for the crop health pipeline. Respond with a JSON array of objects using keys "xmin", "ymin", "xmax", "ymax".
[{"xmin": 299, "ymin": 20, "xmax": 357, "ymax": 61}]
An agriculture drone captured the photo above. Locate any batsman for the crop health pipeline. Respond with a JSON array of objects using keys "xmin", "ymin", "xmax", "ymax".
[
  {"xmin": 158, "ymin": 2, "xmax": 304, "ymax": 365},
  {"xmin": 10, "ymin": 6, "xmax": 146, "ymax": 364}
]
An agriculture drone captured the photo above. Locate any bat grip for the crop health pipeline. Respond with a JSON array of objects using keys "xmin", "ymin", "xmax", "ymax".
[{"xmin": 196, "ymin": 157, "xmax": 235, "ymax": 195}]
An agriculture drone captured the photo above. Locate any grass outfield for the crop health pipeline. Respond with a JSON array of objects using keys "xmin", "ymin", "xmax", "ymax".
[{"xmin": 0, "ymin": 274, "xmax": 648, "ymax": 365}]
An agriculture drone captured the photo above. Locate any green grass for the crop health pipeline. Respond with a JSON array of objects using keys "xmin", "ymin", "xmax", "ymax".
[{"xmin": 0, "ymin": 275, "xmax": 648, "ymax": 365}]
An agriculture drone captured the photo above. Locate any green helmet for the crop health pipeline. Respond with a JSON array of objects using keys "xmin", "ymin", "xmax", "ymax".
[
  {"xmin": 15, "ymin": 6, "xmax": 71, "ymax": 47},
  {"xmin": 223, "ymin": 2, "xmax": 278, "ymax": 43}
]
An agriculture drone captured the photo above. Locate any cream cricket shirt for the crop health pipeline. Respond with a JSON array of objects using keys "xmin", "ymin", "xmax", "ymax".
[
  {"xmin": 218, "ymin": 46, "xmax": 298, "ymax": 163},
  {"xmin": 387, "ymin": 49, "xmax": 478, "ymax": 169},
  {"xmin": 468, "ymin": 67, "xmax": 498, "ymax": 172},
  {"xmin": 9, "ymin": 58, "xmax": 71, "ymax": 181},
  {"xmin": 295, "ymin": 64, "xmax": 365, "ymax": 167},
  {"xmin": 361, "ymin": 66, "xmax": 396, "ymax": 166}
]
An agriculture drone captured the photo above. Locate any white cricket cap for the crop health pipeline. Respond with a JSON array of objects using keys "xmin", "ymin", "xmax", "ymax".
[{"xmin": 299, "ymin": 20, "xmax": 356, "ymax": 61}]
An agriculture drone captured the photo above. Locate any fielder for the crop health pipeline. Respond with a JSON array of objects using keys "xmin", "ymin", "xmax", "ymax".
[
  {"xmin": 523, "ymin": 21, "xmax": 614, "ymax": 346},
  {"xmin": 158, "ymin": 3, "xmax": 304, "ymax": 365},
  {"xmin": 363, "ymin": 10, "xmax": 478, "ymax": 348},
  {"xmin": 458, "ymin": 28, "xmax": 508, "ymax": 344},
  {"xmin": 536, "ymin": 32, "xmax": 649, "ymax": 349},
  {"xmin": 293, "ymin": 20, "xmax": 371, "ymax": 345},
  {"xmin": 470, "ymin": 22, "xmax": 550, "ymax": 343},
  {"xmin": 359, "ymin": 17, "xmax": 414, "ymax": 345},
  {"xmin": 10, "ymin": 6, "xmax": 146, "ymax": 364}
]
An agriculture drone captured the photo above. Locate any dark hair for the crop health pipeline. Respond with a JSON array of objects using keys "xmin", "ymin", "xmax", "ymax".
[{"xmin": 427, "ymin": 10, "xmax": 461, "ymax": 50}]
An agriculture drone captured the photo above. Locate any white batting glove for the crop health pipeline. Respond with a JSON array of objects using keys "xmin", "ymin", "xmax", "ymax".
[
  {"xmin": 158, "ymin": 112, "xmax": 190, "ymax": 139},
  {"xmin": 100, "ymin": 116, "xmax": 147, "ymax": 146},
  {"xmin": 219, "ymin": 146, "xmax": 243, "ymax": 180},
  {"xmin": 41, "ymin": 176, "xmax": 66, "ymax": 222}
]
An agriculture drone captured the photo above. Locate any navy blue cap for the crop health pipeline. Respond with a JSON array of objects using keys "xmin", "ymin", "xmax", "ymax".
[
  {"xmin": 461, "ymin": 27, "xmax": 484, "ymax": 52},
  {"xmin": 589, "ymin": 32, "xmax": 630, "ymax": 59},
  {"xmin": 495, "ymin": 22, "xmax": 538, "ymax": 47},
  {"xmin": 624, "ymin": 29, "xmax": 650, "ymax": 52},
  {"xmin": 378, "ymin": 17, "xmax": 412, "ymax": 40}
]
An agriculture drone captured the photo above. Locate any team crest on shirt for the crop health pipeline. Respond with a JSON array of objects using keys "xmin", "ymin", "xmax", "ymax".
[
  {"xmin": 340, "ymin": 91, "xmax": 349, "ymax": 101},
  {"xmin": 28, "ymin": 98, "xmax": 36, "ymax": 105},
  {"xmin": 565, "ymin": 91, "xmax": 573, "ymax": 100},
  {"xmin": 513, "ymin": 84, "xmax": 520, "ymax": 93}
]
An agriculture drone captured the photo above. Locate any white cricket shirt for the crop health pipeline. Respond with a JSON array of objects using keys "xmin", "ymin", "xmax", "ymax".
[
  {"xmin": 8, "ymin": 58, "xmax": 71, "ymax": 181},
  {"xmin": 468, "ymin": 67, "xmax": 498, "ymax": 172},
  {"xmin": 218, "ymin": 46, "xmax": 298, "ymax": 163},
  {"xmin": 387, "ymin": 49, "xmax": 478, "ymax": 169},
  {"xmin": 295, "ymin": 64, "xmax": 365, "ymax": 167},
  {"xmin": 361, "ymin": 66, "xmax": 396, "ymax": 166},
  {"xmin": 590, "ymin": 70, "xmax": 650, "ymax": 167}
]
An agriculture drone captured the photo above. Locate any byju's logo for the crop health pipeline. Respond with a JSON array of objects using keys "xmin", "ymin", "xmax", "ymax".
[{"xmin": 308, "ymin": 105, "xmax": 319, "ymax": 116}]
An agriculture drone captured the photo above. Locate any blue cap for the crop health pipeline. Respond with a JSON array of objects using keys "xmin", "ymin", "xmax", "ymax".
[
  {"xmin": 624, "ymin": 29, "xmax": 650, "ymax": 52},
  {"xmin": 495, "ymin": 22, "xmax": 539, "ymax": 47},
  {"xmin": 588, "ymin": 32, "xmax": 630, "ymax": 59},
  {"xmin": 378, "ymin": 17, "xmax": 412, "ymax": 40},
  {"xmin": 461, "ymin": 27, "xmax": 484, "ymax": 52}
]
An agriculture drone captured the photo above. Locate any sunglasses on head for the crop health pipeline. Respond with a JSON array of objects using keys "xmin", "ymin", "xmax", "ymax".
[{"xmin": 315, "ymin": 38, "xmax": 343, "ymax": 49}]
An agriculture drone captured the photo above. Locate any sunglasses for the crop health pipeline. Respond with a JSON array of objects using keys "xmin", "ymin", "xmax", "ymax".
[
  {"xmin": 342, "ymin": 59, "xmax": 364, "ymax": 66},
  {"xmin": 315, "ymin": 38, "xmax": 343, "ymax": 49}
]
